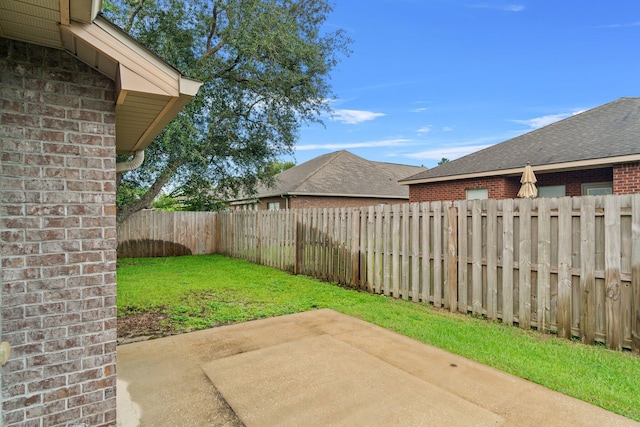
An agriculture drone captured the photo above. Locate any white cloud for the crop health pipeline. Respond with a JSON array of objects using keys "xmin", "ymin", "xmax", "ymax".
[
  {"xmin": 512, "ymin": 109, "xmax": 586, "ymax": 130},
  {"xmin": 331, "ymin": 109, "xmax": 385, "ymax": 124},
  {"xmin": 505, "ymin": 4, "xmax": 525, "ymax": 12},
  {"xmin": 512, "ymin": 113, "xmax": 570, "ymax": 129},
  {"xmin": 411, "ymin": 107, "xmax": 429, "ymax": 113},
  {"xmin": 597, "ymin": 21, "xmax": 640, "ymax": 29},
  {"xmin": 406, "ymin": 144, "xmax": 493, "ymax": 161},
  {"xmin": 416, "ymin": 126, "xmax": 432, "ymax": 134},
  {"xmin": 442, "ymin": 126, "xmax": 453, "ymax": 132},
  {"xmin": 469, "ymin": 4, "xmax": 525, "ymax": 12},
  {"xmin": 295, "ymin": 138, "xmax": 412, "ymax": 151}
]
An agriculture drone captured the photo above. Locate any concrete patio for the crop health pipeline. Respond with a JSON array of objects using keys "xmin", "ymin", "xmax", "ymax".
[{"xmin": 116, "ymin": 309, "xmax": 638, "ymax": 426}]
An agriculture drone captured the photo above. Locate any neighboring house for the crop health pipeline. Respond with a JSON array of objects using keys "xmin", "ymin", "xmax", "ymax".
[
  {"xmin": 229, "ymin": 150, "xmax": 426, "ymax": 210},
  {"xmin": 400, "ymin": 97, "xmax": 640, "ymax": 202},
  {"xmin": 0, "ymin": 2, "xmax": 200, "ymax": 426}
]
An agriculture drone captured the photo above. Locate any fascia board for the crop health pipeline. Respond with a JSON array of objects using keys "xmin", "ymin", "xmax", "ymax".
[{"xmin": 62, "ymin": 18, "xmax": 179, "ymax": 96}]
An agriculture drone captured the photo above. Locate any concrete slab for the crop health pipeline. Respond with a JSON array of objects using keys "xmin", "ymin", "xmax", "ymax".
[
  {"xmin": 202, "ymin": 335, "xmax": 503, "ymax": 426},
  {"xmin": 117, "ymin": 309, "xmax": 639, "ymax": 427}
]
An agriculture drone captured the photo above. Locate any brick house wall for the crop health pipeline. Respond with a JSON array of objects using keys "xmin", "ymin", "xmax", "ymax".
[
  {"xmin": 238, "ymin": 195, "xmax": 408, "ymax": 210},
  {"xmin": 613, "ymin": 162, "xmax": 640, "ymax": 194},
  {"xmin": 409, "ymin": 167, "xmax": 617, "ymax": 202},
  {"xmin": 1, "ymin": 39, "xmax": 117, "ymax": 426}
]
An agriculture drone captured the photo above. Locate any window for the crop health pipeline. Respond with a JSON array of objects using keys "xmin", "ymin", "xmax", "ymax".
[
  {"xmin": 466, "ymin": 188, "xmax": 488, "ymax": 200},
  {"xmin": 582, "ymin": 182, "xmax": 613, "ymax": 196},
  {"xmin": 538, "ymin": 185, "xmax": 566, "ymax": 198},
  {"xmin": 267, "ymin": 202, "xmax": 280, "ymax": 211}
]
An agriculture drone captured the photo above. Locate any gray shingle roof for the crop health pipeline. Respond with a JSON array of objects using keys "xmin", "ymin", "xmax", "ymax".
[
  {"xmin": 400, "ymin": 97, "xmax": 640, "ymax": 183},
  {"xmin": 240, "ymin": 151, "xmax": 426, "ymax": 200}
]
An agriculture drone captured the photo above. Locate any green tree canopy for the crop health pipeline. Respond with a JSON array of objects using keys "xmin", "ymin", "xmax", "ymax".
[{"xmin": 105, "ymin": 0, "xmax": 350, "ymax": 223}]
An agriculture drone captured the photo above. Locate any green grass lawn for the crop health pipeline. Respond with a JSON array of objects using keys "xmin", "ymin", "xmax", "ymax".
[{"xmin": 117, "ymin": 254, "xmax": 640, "ymax": 421}]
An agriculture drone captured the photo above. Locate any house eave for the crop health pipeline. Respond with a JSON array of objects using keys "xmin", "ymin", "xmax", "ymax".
[
  {"xmin": 61, "ymin": 16, "xmax": 202, "ymax": 154},
  {"xmin": 400, "ymin": 154, "xmax": 640, "ymax": 185},
  {"xmin": 0, "ymin": 0, "xmax": 202, "ymax": 155}
]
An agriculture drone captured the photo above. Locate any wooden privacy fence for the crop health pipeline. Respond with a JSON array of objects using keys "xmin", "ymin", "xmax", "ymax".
[
  {"xmin": 118, "ymin": 195, "xmax": 640, "ymax": 352},
  {"xmin": 117, "ymin": 210, "xmax": 217, "ymax": 257}
]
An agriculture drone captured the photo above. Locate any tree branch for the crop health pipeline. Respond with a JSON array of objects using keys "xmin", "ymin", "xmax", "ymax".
[
  {"xmin": 204, "ymin": 4, "xmax": 226, "ymax": 57},
  {"xmin": 206, "ymin": 4, "xmax": 218, "ymax": 51},
  {"xmin": 125, "ymin": 0, "xmax": 145, "ymax": 33}
]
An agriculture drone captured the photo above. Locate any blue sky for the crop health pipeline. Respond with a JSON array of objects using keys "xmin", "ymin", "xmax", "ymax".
[{"xmin": 286, "ymin": 1, "xmax": 640, "ymax": 168}]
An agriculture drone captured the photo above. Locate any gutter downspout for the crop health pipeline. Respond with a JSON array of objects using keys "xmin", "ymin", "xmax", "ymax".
[
  {"xmin": 281, "ymin": 194, "xmax": 289, "ymax": 210},
  {"xmin": 116, "ymin": 150, "xmax": 145, "ymax": 173}
]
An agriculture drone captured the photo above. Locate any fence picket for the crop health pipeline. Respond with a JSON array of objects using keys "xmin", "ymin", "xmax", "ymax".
[
  {"xmin": 631, "ymin": 194, "xmax": 640, "ymax": 353},
  {"xmin": 433, "ymin": 202, "xmax": 443, "ymax": 307},
  {"xmin": 580, "ymin": 197, "xmax": 596, "ymax": 344},
  {"xmin": 402, "ymin": 203, "xmax": 410, "ymax": 300},
  {"xmin": 421, "ymin": 202, "xmax": 431, "ymax": 303},
  {"xmin": 557, "ymin": 198, "xmax": 573, "ymax": 339},
  {"xmin": 518, "ymin": 199, "xmax": 532, "ymax": 329},
  {"xmin": 605, "ymin": 196, "xmax": 622, "ymax": 350},
  {"xmin": 457, "ymin": 200, "xmax": 468, "ymax": 313},
  {"xmin": 486, "ymin": 200, "xmax": 498, "ymax": 319},
  {"xmin": 537, "ymin": 198, "xmax": 551, "ymax": 333},
  {"xmin": 392, "ymin": 204, "xmax": 401, "ymax": 298},
  {"xmin": 411, "ymin": 203, "xmax": 420, "ymax": 302},
  {"xmin": 472, "ymin": 199, "xmax": 483, "ymax": 315},
  {"xmin": 502, "ymin": 199, "xmax": 514, "ymax": 325}
]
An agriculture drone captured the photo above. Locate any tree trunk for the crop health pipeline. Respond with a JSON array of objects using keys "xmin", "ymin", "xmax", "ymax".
[{"xmin": 116, "ymin": 164, "xmax": 178, "ymax": 228}]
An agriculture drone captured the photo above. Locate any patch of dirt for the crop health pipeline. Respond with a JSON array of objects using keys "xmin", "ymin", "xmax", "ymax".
[{"xmin": 117, "ymin": 310, "xmax": 175, "ymax": 345}]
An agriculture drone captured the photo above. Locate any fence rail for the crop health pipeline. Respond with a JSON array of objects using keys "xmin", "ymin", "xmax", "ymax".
[{"xmin": 117, "ymin": 195, "xmax": 640, "ymax": 352}]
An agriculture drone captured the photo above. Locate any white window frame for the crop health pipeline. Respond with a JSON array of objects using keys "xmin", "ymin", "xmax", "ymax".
[
  {"xmin": 466, "ymin": 188, "xmax": 488, "ymax": 200},
  {"xmin": 267, "ymin": 202, "xmax": 280, "ymax": 211},
  {"xmin": 538, "ymin": 185, "xmax": 566, "ymax": 198},
  {"xmin": 581, "ymin": 182, "xmax": 613, "ymax": 196}
]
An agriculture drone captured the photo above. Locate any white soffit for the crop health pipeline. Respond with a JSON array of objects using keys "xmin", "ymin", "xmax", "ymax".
[{"xmin": 60, "ymin": 16, "xmax": 202, "ymax": 153}]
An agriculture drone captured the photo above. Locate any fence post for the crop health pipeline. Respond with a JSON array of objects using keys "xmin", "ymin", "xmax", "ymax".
[{"xmin": 447, "ymin": 205, "xmax": 458, "ymax": 312}]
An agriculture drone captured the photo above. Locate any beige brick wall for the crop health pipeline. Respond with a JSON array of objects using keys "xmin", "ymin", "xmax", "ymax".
[{"xmin": 1, "ymin": 38, "xmax": 118, "ymax": 426}]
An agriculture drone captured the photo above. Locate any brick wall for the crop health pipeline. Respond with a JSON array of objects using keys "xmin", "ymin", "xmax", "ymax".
[
  {"xmin": 409, "ymin": 176, "xmax": 521, "ymax": 202},
  {"xmin": 1, "ymin": 39, "xmax": 118, "ymax": 426},
  {"xmin": 536, "ymin": 168, "xmax": 612, "ymax": 196},
  {"xmin": 613, "ymin": 162, "xmax": 640, "ymax": 194},
  {"xmin": 409, "ymin": 167, "xmax": 616, "ymax": 202},
  {"xmin": 250, "ymin": 195, "xmax": 408, "ymax": 210}
]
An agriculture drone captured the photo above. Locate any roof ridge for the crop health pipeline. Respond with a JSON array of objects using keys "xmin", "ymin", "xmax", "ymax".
[{"xmin": 292, "ymin": 150, "xmax": 358, "ymax": 191}]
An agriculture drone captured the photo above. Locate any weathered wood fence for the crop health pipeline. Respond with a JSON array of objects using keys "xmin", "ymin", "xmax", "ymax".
[
  {"xmin": 117, "ymin": 210, "xmax": 217, "ymax": 257},
  {"xmin": 118, "ymin": 195, "xmax": 640, "ymax": 352}
]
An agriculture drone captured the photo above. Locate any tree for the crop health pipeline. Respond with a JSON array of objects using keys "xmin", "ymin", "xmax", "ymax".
[
  {"xmin": 104, "ymin": 0, "xmax": 351, "ymax": 225},
  {"xmin": 438, "ymin": 157, "xmax": 450, "ymax": 165},
  {"xmin": 261, "ymin": 159, "xmax": 296, "ymax": 176}
]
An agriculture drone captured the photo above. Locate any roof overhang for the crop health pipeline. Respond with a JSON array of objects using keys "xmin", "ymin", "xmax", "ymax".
[
  {"xmin": 0, "ymin": 0, "xmax": 202, "ymax": 154},
  {"xmin": 399, "ymin": 153, "xmax": 640, "ymax": 185}
]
